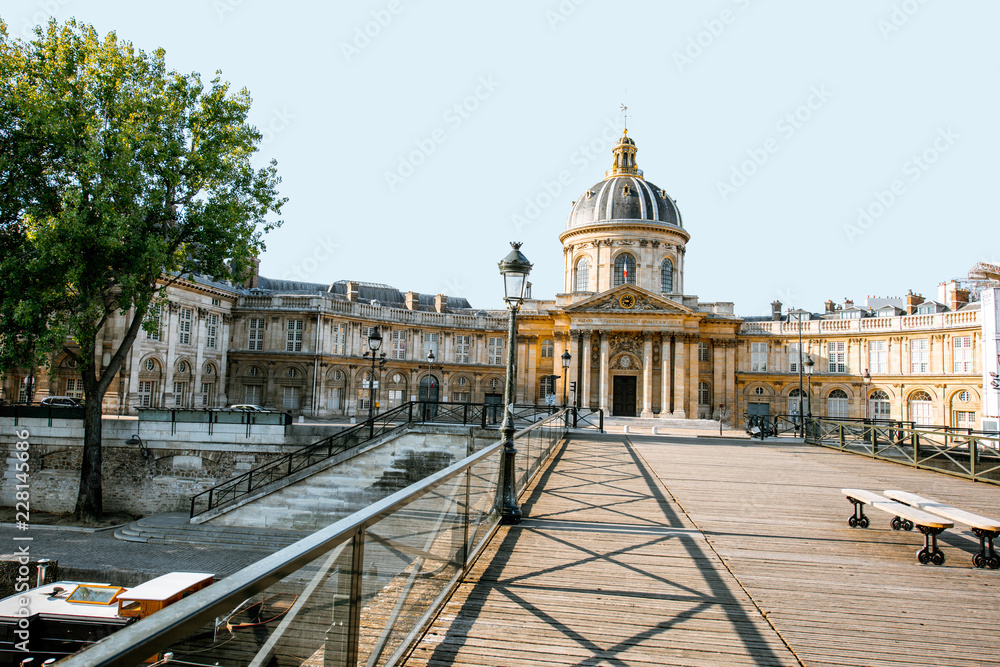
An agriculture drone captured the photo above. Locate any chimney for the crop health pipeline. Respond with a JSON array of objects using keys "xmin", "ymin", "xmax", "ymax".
[
  {"xmin": 770, "ymin": 300, "xmax": 782, "ymax": 321},
  {"xmin": 947, "ymin": 281, "xmax": 969, "ymax": 311},
  {"xmin": 434, "ymin": 294, "xmax": 447, "ymax": 313},
  {"xmin": 905, "ymin": 290, "xmax": 924, "ymax": 315},
  {"xmin": 843, "ymin": 298, "xmax": 854, "ymax": 310},
  {"xmin": 405, "ymin": 291, "xmax": 419, "ymax": 311},
  {"xmin": 346, "ymin": 281, "xmax": 359, "ymax": 303},
  {"xmin": 824, "ymin": 299, "xmax": 835, "ymax": 314}
]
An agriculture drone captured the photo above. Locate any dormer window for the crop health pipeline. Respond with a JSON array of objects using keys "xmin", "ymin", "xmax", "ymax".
[
  {"xmin": 585, "ymin": 190, "xmax": 593, "ymax": 199},
  {"xmin": 622, "ymin": 185, "xmax": 631, "ymax": 196}
]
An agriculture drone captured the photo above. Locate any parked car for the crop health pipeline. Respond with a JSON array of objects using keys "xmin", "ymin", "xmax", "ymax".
[
  {"xmin": 228, "ymin": 404, "xmax": 267, "ymax": 412},
  {"xmin": 40, "ymin": 396, "xmax": 84, "ymax": 408}
]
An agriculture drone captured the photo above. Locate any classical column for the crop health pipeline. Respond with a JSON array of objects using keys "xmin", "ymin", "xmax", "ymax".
[
  {"xmin": 712, "ymin": 338, "xmax": 725, "ymax": 418},
  {"xmin": 581, "ymin": 331, "xmax": 592, "ymax": 409},
  {"xmin": 660, "ymin": 334, "xmax": 671, "ymax": 418},
  {"xmin": 194, "ymin": 308, "xmax": 207, "ymax": 410},
  {"xmin": 164, "ymin": 302, "xmax": 179, "ymax": 407},
  {"xmin": 599, "ymin": 332, "xmax": 610, "ymax": 412},
  {"xmin": 673, "ymin": 335, "xmax": 686, "ymax": 419},
  {"xmin": 725, "ymin": 340, "xmax": 737, "ymax": 421},
  {"xmin": 688, "ymin": 335, "xmax": 700, "ymax": 419},
  {"xmin": 568, "ymin": 332, "xmax": 580, "ymax": 407},
  {"xmin": 525, "ymin": 336, "xmax": 538, "ymax": 404},
  {"xmin": 516, "ymin": 337, "xmax": 527, "ymax": 403},
  {"xmin": 553, "ymin": 333, "xmax": 565, "ymax": 402},
  {"xmin": 218, "ymin": 314, "xmax": 231, "ymax": 407},
  {"xmin": 641, "ymin": 333, "xmax": 654, "ymax": 418}
]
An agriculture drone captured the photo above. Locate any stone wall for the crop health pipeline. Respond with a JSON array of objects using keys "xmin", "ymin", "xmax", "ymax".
[{"xmin": 0, "ymin": 416, "xmax": 349, "ymax": 515}]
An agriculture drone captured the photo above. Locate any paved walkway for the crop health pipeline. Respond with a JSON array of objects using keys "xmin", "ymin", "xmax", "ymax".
[{"xmin": 403, "ymin": 432, "xmax": 1000, "ymax": 667}]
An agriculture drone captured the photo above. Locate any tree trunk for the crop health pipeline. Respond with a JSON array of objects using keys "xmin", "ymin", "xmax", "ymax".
[{"xmin": 75, "ymin": 390, "xmax": 104, "ymax": 521}]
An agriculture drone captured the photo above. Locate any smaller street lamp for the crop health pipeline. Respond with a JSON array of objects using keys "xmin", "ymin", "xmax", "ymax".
[
  {"xmin": 561, "ymin": 350, "xmax": 571, "ymax": 408},
  {"xmin": 363, "ymin": 326, "xmax": 387, "ymax": 438},
  {"xmin": 862, "ymin": 369, "xmax": 871, "ymax": 421}
]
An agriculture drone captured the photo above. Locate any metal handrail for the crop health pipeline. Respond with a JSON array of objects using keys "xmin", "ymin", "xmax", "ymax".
[
  {"xmin": 806, "ymin": 417, "xmax": 1000, "ymax": 485},
  {"xmin": 63, "ymin": 409, "xmax": 571, "ymax": 667}
]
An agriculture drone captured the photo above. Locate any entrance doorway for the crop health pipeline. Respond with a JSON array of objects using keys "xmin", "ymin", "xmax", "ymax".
[
  {"xmin": 419, "ymin": 375, "xmax": 439, "ymax": 418},
  {"xmin": 612, "ymin": 376, "xmax": 637, "ymax": 417}
]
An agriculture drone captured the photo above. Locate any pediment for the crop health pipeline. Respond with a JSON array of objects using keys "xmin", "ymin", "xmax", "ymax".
[{"xmin": 563, "ymin": 285, "xmax": 697, "ymax": 315}]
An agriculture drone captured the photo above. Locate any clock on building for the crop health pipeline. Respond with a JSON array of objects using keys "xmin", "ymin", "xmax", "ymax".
[{"xmin": 619, "ymin": 293, "xmax": 636, "ymax": 309}]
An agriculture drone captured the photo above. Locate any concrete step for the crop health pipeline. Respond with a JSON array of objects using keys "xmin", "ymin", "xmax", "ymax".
[{"xmin": 113, "ymin": 512, "xmax": 313, "ymax": 550}]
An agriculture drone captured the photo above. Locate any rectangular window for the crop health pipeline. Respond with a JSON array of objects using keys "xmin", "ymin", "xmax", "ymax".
[
  {"xmin": 454, "ymin": 335, "xmax": 471, "ymax": 363},
  {"xmin": 332, "ymin": 323, "xmax": 347, "ymax": 355},
  {"xmin": 173, "ymin": 382, "xmax": 185, "ymax": 407},
  {"xmin": 357, "ymin": 388, "xmax": 371, "ymax": 411},
  {"xmin": 178, "ymin": 308, "xmax": 193, "ymax": 345},
  {"xmin": 698, "ymin": 342, "xmax": 710, "ymax": 362},
  {"xmin": 788, "ymin": 343, "xmax": 800, "ymax": 373},
  {"xmin": 200, "ymin": 382, "xmax": 212, "ymax": 407},
  {"xmin": 539, "ymin": 376, "xmax": 556, "ymax": 398},
  {"xmin": 206, "ymin": 314, "xmax": 219, "ymax": 349},
  {"xmin": 65, "ymin": 378, "xmax": 84, "ymax": 399},
  {"xmin": 451, "ymin": 390, "xmax": 471, "ymax": 403},
  {"xmin": 138, "ymin": 380, "xmax": 153, "ymax": 407},
  {"xmin": 828, "ymin": 342, "xmax": 846, "ymax": 373},
  {"xmin": 541, "ymin": 339, "xmax": 553, "ymax": 358},
  {"xmin": 286, "ymin": 319, "xmax": 303, "ymax": 352},
  {"xmin": 953, "ymin": 335, "xmax": 972, "ymax": 373},
  {"xmin": 282, "ymin": 386, "xmax": 300, "ymax": 410},
  {"xmin": 244, "ymin": 385, "xmax": 263, "ymax": 405},
  {"xmin": 248, "ymin": 318, "xmax": 265, "ymax": 351},
  {"xmin": 488, "ymin": 336, "xmax": 504, "ymax": 365},
  {"xmin": 387, "ymin": 389, "xmax": 403, "ymax": 408},
  {"xmin": 955, "ymin": 411, "xmax": 976, "ymax": 429},
  {"xmin": 424, "ymin": 332, "xmax": 439, "ymax": 359},
  {"xmin": 328, "ymin": 387, "xmax": 342, "ymax": 410},
  {"xmin": 868, "ymin": 340, "xmax": 887, "ymax": 374},
  {"xmin": 145, "ymin": 304, "xmax": 162, "ymax": 341},
  {"xmin": 698, "ymin": 381, "xmax": 711, "ymax": 405},
  {"xmin": 910, "ymin": 338, "xmax": 929, "ymax": 373},
  {"xmin": 827, "ymin": 397, "xmax": 849, "ymax": 419},
  {"xmin": 391, "ymin": 330, "xmax": 406, "ymax": 360},
  {"xmin": 750, "ymin": 342, "xmax": 768, "ymax": 372},
  {"xmin": 211, "ymin": 298, "xmax": 221, "ymax": 307}
]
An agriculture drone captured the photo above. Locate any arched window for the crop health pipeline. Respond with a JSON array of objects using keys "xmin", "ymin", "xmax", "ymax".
[
  {"xmin": 661, "ymin": 258, "xmax": 674, "ymax": 293},
  {"xmin": 788, "ymin": 388, "xmax": 809, "ymax": 415},
  {"xmin": 613, "ymin": 253, "xmax": 636, "ymax": 286},
  {"xmin": 868, "ymin": 389, "xmax": 891, "ymax": 420},
  {"xmin": 909, "ymin": 390, "xmax": 933, "ymax": 425},
  {"xmin": 827, "ymin": 389, "xmax": 849, "ymax": 419},
  {"xmin": 574, "ymin": 257, "xmax": 590, "ymax": 292}
]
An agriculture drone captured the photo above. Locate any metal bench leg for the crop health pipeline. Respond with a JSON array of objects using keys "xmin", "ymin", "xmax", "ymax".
[
  {"xmin": 847, "ymin": 498, "xmax": 870, "ymax": 529},
  {"xmin": 916, "ymin": 526, "xmax": 946, "ymax": 565},
  {"xmin": 971, "ymin": 528, "xmax": 1000, "ymax": 569},
  {"xmin": 890, "ymin": 516, "xmax": 915, "ymax": 531}
]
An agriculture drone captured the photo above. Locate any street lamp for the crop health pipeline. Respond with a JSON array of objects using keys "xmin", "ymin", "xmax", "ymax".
[
  {"xmin": 561, "ymin": 350, "xmax": 571, "ymax": 408},
  {"xmin": 498, "ymin": 242, "xmax": 532, "ymax": 525},
  {"xmin": 862, "ymin": 368, "xmax": 871, "ymax": 420},
  {"xmin": 23, "ymin": 372, "xmax": 36, "ymax": 406},
  {"xmin": 803, "ymin": 354, "xmax": 814, "ymax": 419},
  {"xmin": 363, "ymin": 326, "xmax": 387, "ymax": 438},
  {"xmin": 795, "ymin": 309, "xmax": 806, "ymax": 436}
]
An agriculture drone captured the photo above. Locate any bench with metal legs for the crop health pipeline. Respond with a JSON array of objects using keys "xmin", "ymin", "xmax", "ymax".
[{"xmin": 842, "ymin": 489, "xmax": 954, "ymax": 565}]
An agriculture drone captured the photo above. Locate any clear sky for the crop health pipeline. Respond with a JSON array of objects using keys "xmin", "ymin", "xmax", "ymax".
[{"xmin": 6, "ymin": 1, "xmax": 998, "ymax": 314}]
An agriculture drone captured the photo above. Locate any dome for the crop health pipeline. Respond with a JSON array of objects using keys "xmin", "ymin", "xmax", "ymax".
[
  {"xmin": 567, "ymin": 176, "xmax": 682, "ymax": 229},
  {"xmin": 566, "ymin": 130, "xmax": 683, "ymax": 229}
]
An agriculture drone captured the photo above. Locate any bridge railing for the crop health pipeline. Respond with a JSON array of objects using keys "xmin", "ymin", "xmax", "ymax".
[
  {"xmin": 64, "ymin": 409, "xmax": 571, "ymax": 667},
  {"xmin": 805, "ymin": 417, "xmax": 1000, "ymax": 485}
]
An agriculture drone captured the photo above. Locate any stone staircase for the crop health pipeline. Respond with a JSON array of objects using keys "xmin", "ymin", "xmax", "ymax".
[
  {"xmin": 601, "ymin": 416, "xmax": 743, "ymax": 437},
  {"xmin": 114, "ymin": 512, "xmax": 312, "ymax": 550}
]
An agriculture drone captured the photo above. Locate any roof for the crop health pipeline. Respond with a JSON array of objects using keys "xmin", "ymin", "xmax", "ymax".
[
  {"xmin": 252, "ymin": 276, "xmax": 474, "ymax": 310},
  {"xmin": 567, "ymin": 176, "xmax": 682, "ymax": 229},
  {"xmin": 0, "ymin": 581, "xmax": 124, "ymax": 621},
  {"xmin": 116, "ymin": 572, "xmax": 214, "ymax": 602}
]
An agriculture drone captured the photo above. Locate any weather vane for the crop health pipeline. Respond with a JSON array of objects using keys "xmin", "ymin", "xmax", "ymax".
[{"xmin": 620, "ymin": 102, "xmax": 628, "ymax": 131}]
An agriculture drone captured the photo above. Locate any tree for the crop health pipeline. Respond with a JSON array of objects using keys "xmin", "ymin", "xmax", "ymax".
[{"xmin": 0, "ymin": 19, "xmax": 285, "ymax": 521}]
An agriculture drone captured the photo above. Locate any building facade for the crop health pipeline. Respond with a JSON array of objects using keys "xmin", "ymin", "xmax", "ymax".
[{"xmin": 5, "ymin": 133, "xmax": 996, "ymax": 429}]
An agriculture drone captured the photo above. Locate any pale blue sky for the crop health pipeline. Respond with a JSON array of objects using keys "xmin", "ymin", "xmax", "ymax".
[{"xmin": 7, "ymin": 1, "xmax": 998, "ymax": 314}]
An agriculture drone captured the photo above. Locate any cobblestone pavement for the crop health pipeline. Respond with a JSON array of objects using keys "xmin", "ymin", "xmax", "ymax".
[{"xmin": 0, "ymin": 524, "xmax": 274, "ymax": 587}]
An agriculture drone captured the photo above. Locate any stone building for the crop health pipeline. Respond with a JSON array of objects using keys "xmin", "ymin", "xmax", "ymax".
[{"xmin": 4, "ymin": 131, "xmax": 994, "ymax": 429}]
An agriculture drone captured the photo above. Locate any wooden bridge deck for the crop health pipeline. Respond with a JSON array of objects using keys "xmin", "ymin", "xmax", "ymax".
[{"xmin": 401, "ymin": 433, "xmax": 1000, "ymax": 667}]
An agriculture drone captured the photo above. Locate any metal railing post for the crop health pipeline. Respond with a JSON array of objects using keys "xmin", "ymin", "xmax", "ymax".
[
  {"xmin": 839, "ymin": 424, "xmax": 845, "ymax": 448},
  {"xmin": 408, "ymin": 401, "xmax": 413, "ymax": 424},
  {"xmin": 463, "ymin": 402, "xmax": 469, "ymax": 425},
  {"xmin": 599, "ymin": 409, "xmax": 604, "ymax": 433},
  {"xmin": 971, "ymin": 437, "xmax": 977, "ymax": 480},
  {"xmin": 345, "ymin": 527, "xmax": 365, "ymax": 665}
]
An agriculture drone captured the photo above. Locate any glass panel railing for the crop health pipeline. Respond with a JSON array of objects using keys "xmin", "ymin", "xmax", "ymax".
[{"xmin": 61, "ymin": 410, "xmax": 569, "ymax": 667}]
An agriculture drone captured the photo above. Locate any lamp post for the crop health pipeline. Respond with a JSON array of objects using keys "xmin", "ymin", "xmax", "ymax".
[
  {"xmin": 498, "ymin": 242, "xmax": 532, "ymax": 525},
  {"xmin": 23, "ymin": 372, "xmax": 36, "ymax": 406},
  {"xmin": 363, "ymin": 326, "xmax": 387, "ymax": 439},
  {"xmin": 561, "ymin": 350, "xmax": 571, "ymax": 408},
  {"xmin": 796, "ymin": 310, "xmax": 805, "ymax": 437},
  {"xmin": 804, "ymin": 355, "xmax": 815, "ymax": 439},
  {"xmin": 862, "ymin": 368, "xmax": 871, "ymax": 420}
]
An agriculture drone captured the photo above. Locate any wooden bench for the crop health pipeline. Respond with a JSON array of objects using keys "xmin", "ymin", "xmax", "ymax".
[
  {"xmin": 841, "ymin": 489, "xmax": 954, "ymax": 565},
  {"xmin": 884, "ymin": 490, "xmax": 1000, "ymax": 570}
]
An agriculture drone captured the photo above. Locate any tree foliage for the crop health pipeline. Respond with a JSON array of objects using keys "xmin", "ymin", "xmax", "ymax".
[{"xmin": 0, "ymin": 19, "xmax": 285, "ymax": 519}]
